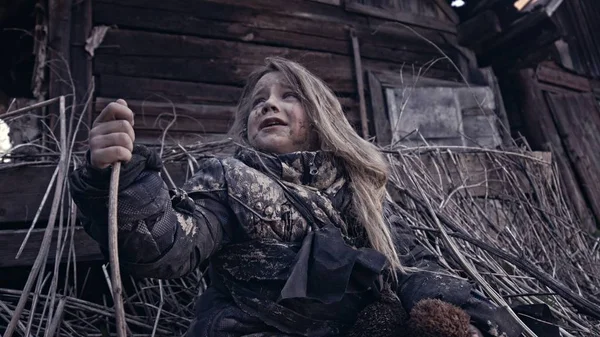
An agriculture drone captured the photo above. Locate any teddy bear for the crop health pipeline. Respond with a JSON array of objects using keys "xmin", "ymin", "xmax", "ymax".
[{"xmin": 348, "ymin": 292, "xmax": 472, "ymax": 337}]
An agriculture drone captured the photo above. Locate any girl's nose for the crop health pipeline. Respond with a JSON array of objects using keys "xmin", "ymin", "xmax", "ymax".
[{"xmin": 261, "ymin": 98, "xmax": 280, "ymax": 115}]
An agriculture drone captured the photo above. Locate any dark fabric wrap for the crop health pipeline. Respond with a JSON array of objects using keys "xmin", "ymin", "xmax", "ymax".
[{"xmin": 209, "ymin": 223, "xmax": 386, "ymax": 336}]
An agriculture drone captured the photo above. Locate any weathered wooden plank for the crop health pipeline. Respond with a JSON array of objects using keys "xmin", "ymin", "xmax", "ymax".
[
  {"xmin": 133, "ymin": 131, "xmax": 229, "ymax": 146},
  {"xmin": 481, "ymin": 67, "xmax": 512, "ymax": 146},
  {"xmin": 515, "ymin": 69, "xmax": 597, "ymax": 232},
  {"xmin": 432, "ymin": 0, "xmax": 460, "ymax": 24},
  {"xmin": 202, "ymin": 0, "xmax": 363, "ymax": 24},
  {"xmin": 0, "ymin": 162, "xmax": 191, "ymax": 224},
  {"xmin": 96, "ymin": 25, "xmax": 448, "ymax": 73},
  {"xmin": 372, "ymin": 70, "xmax": 463, "ymax": 88},
  {"xmin": 48, "ymin": 0, "xmax": 73, "ymax": 132},
  {"xmin": 386, "ymin": 86, "xmax": 464, "ymax": 141},
  {"xmin": 95, "ymin": 97, "xmax": 359, "ymax": 125},
  {"xmin": 363, "ymin": 58, "xmax": 461, "ymax": 83},
  {"xmin": 94, "ymin": 98, "xmax": 236, "ymax": 120},
  {"xmin": 477, "ymin": 11, "xmax": 556, "ymax": 66},
  {"xmin": 93, "ymin": 0, "xmax": 354, "ymax": 41},
  {"xmin": 536, "ymin": 64, "xmax": 591, "ymax": 92},
  {"xmin": 308, "ymin": 0, "xmax": 341, "ymax": 5},
  {"xmin": 94, "ymin": 31, "xmax": 356, "ymax": 93},
  {"xmin": 0, "ymin": 165, "xmax": 56, "ymax": 224},
  {"xmin": 69, "ymin": 0, "xmax": 92, "ymax": 144},
  {"xmin": 0, "ymin": 228, "xmax": 103, "ymax": 268},
  {"xmin": 546, "ymin": 92, "xmax": 600, "ymax": 230},
  {"xmin": 131, "ymin": 116, "xmax": 233, "ymax": 134},
  {"xmin": 94, "ymin": 0, "xmax": 457, "ymax": 59},
  {"xmin": 344, "ymin": 0, "xmax": 456, "ymax": 33},
  {"xmin": 367, "ymin": 71, "xmax": 392, "ymax": 146},
  {"xmin": 96, "ymin": 75, "xmax": 242, "ymax": 105},
  {"xmin": 92, "ymin": 5, "xmax": 452, "ymax": 73}
]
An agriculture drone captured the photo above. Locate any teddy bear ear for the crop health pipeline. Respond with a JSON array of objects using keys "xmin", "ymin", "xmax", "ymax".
[{"xmin": 408, "ymin": 298, "xmax": 471, "ymax": 337}]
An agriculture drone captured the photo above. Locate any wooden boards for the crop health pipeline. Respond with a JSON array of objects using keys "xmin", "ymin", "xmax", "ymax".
[
  {"xmin": 0, "ymin": 228, "xmax": 103, "ymax": 268},
  {"xmin": 515, "ymin": 69, "xmax": 597, "ymax": 232},
  {"xmin": 545, "ymin": 92, "xmax": 600, "ymax": 230}
]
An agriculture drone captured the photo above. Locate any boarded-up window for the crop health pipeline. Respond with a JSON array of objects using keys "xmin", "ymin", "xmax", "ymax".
[{"xmin": 369, "ymin": 71, "xmax": 502, "ymax": 148}]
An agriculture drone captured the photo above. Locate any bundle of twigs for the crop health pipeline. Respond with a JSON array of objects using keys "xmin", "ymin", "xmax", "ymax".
[{"xmin": 384, "ymin": 146, "xmax": 600, "ymax": 336}]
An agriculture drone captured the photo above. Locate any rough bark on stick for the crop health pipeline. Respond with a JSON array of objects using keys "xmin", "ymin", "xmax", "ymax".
[{"xmin": 108, "ymin": 161, "xmax": 127, "ymax": 336}]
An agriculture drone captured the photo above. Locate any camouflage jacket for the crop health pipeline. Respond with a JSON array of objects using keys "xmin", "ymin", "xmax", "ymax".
[{"xmin": 70, "ymin": 145, "xmax": 520, "ymax": 337}]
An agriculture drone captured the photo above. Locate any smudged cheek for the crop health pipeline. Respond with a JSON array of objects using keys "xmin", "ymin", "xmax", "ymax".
[{"xmin": 291, "ymin": 122, "xmax": 311, "ymax": 146}]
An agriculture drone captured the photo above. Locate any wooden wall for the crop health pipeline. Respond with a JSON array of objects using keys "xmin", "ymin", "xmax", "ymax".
[
  {"xmin": 89, "ymin": 0, "xmax": 470, "ymax": 144},
  {"xmin": 553, "ymin": 0, "xmax": 600, "ymax": 79},
  {"xmin": 506, "ymin": 64, "xmax": 600, "ymax": 233}
]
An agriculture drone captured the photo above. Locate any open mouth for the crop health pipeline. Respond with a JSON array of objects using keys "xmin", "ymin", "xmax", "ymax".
[{"xmin": 259, "ymin": 117, "xmax": 287, "ymax": 130}]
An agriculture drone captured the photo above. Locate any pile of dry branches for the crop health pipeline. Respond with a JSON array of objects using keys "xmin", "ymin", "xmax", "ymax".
[{"xmin": 385, "ymin": 146, "xmax": 600, "ymax": 336}]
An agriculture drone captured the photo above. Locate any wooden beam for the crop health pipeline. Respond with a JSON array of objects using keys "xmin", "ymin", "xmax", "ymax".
[
  {"xmin": 0, "ymin": 162, "xmax": 190, "ymax": 224},
  {"xmin": 69, "ymin": 0, "xmax": 92, "ymax": 144},
  {"xmin": 458, "ymin": 10, "xmax": 502, "ymax": 47},
  {"xmin": 308, "ymin": 0, "xmax": 341, "ymax": 5},
  {"xmin": 536, "ymin": 63, "xmax": 591, "ymax": 92},
  {"xmin": 344, "ymin": 0, "xmax": 457, "ymax": 34},
  {"xmin": 367, "ymin": 71, "xmax": 391, "ymax": 146},
  {"xmin": 92, "ymin": 2, "xmax": 457, "ymax": 75},
  {"xmin": 47, "ymin": 0, "xmax": 73, "ymax": 132},
  {"xmin": 350, "ymin": 31, "xmax": 369, "ymax": 138},
  {"xmin": 0, "ymin": 227, "xmax": 103, "ymax": 268},
  {"xmin": 433, "ymin": 0, "xmax": 460, "ymax": 24},
  {"xmin": 96, "ymin": 75, "xmax": 242, "ymax": 105}
]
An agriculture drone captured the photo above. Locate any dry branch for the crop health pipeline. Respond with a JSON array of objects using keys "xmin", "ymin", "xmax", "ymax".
[{"xmin": 108, "ymin": 162, "xmax": 128, "ymax": 337}]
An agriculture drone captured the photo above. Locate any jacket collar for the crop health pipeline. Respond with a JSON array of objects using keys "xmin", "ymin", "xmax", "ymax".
[{"xmin": 234, "ymin": 147, "xmax": 345, "ymax": 194}]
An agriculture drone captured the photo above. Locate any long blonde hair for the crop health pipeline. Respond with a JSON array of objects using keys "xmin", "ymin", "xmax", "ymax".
[{"xmin": 229, "ymin": 57, "xmax": 402, "ymax": 271}]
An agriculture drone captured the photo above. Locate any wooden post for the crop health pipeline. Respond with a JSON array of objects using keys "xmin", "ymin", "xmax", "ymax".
[
  {"xmin": 350, "ymin": 30, "xmax": 369, "ymax": 139},
  {"xmin": 70, "ymin": 0, "xmax": 93, "ymax": 145},
  {"xmin": 48, "ymin": 0, "xmax": 73, "ymax": 134}
]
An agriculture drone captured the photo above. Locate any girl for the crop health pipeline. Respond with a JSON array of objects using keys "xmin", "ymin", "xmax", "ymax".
[{"xmin": 70, "ymin": 57, "xmax": 516, "ymax": 336}]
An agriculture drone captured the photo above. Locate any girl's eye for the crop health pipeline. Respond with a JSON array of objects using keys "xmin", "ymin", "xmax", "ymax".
[
  {"xmin": 252, "ymin": 98, "xmax": 266, "ymax": 107},
  {"xmin": 283, "ymin": 92, "xmax": 299, "ymax": 100}
]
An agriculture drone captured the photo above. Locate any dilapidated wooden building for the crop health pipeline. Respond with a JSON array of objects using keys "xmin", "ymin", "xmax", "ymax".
[
  {"xmin": 1, "ymin": 0, "xmax": 599, "ymax": 264},
  {"xmin": 0, "ymin": 0, "xmax": 507, "ymax": 265},
  {"xmin": 1, "ymin": 0, "xmax": 600, "ymax": 335},
  {"xmin": 1, "ymin": 0, "xmax": 600, "ymax": 265}
]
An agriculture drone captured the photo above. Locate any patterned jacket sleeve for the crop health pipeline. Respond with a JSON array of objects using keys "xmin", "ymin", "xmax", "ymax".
[
  {"xmin": 385, "ymin": 201, "xmax": 522, "ymax": 337},
  {"xmin": 69, "ymin": 145, "xmax": 234, "ymax": 279}
]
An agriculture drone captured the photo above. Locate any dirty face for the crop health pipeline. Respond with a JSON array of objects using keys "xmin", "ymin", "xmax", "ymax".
[{"xmin": 247, "ymin": 72, "xmax": 317, "ymax": 154}]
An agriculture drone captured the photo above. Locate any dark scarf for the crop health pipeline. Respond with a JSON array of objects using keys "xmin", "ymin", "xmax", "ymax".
[{"xmin": 234, "ymin": 147, "xmax": 370, "ymax": 246}]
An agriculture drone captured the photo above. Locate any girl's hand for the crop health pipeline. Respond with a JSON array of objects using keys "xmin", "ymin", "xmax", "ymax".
[{"xmin": 89, "ymin": 99, "xmax": 135, "ymax": 169}]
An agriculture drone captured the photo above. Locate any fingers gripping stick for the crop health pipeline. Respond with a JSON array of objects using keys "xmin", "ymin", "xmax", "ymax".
[{"xmin": 108, "ymin": 100, "xmax": 129, "ymax": 336}]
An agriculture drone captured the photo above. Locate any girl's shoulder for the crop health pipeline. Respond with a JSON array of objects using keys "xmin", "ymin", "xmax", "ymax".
[{"xmin": 180, "ymin": 155, "xmax": 259, "ymax": 193}]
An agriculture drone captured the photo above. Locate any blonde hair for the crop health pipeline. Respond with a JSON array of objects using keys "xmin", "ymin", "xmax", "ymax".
[{"xmin": 229, "ymin": 57, "xmax": 402, "ymax": 272}]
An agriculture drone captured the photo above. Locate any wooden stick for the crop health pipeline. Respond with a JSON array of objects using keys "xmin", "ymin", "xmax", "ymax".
[
  {"xmin": 108, "ymin": 161, "xmax": 128, "ymax": 337},
  {"xmin": 0, "ymin": 96, "xmax": 61, "ymax": 119},
  {"xmin": 3, "ymin": 96, "xmax": 68, "ymax": 337},
  {"xmin": 45, "ymin": 297, "xmax": 67, "ymax": 337}
]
